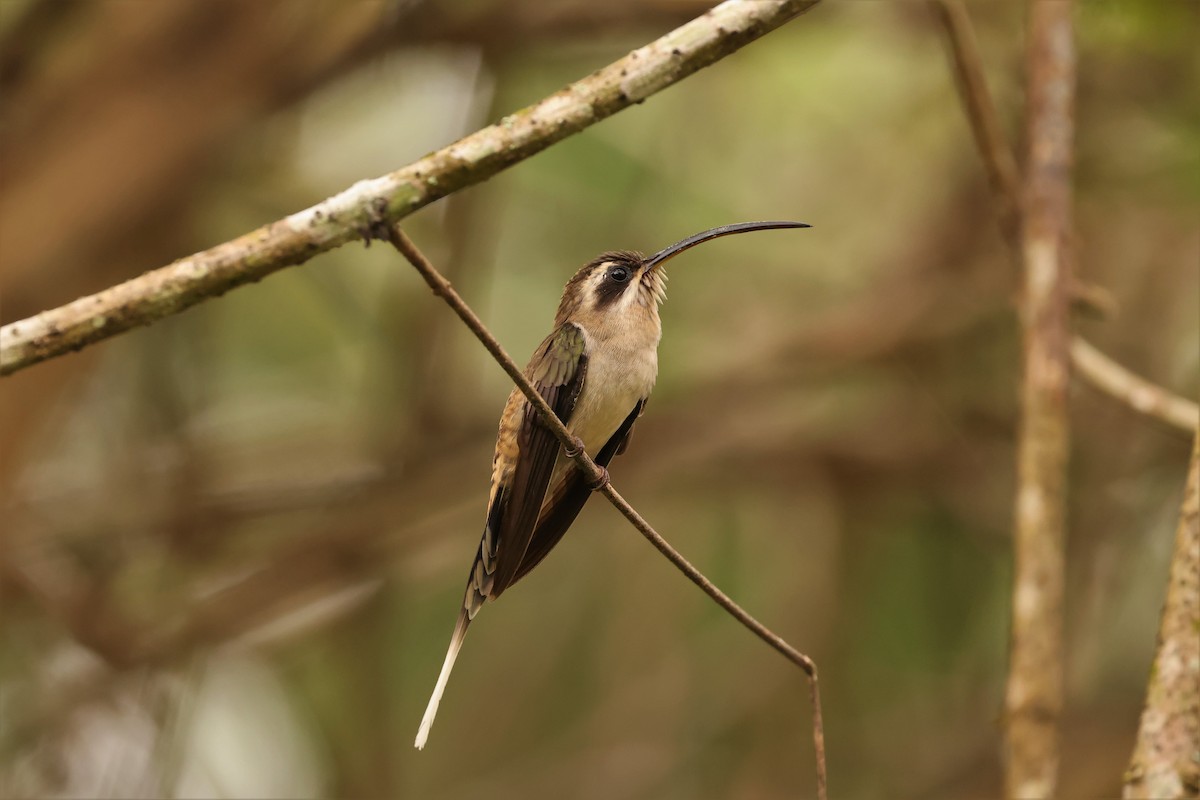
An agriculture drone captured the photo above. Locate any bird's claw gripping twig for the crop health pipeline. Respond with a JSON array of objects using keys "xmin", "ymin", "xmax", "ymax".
[
  {"xmin": 586, "ymin": 466, "xmax": 610, "ymax": 492},
  {"xmin": 563, "ymin": 437, "xmax": 608, "ymax": 490}
]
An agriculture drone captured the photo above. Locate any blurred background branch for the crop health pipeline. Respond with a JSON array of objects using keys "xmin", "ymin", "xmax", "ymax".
[
  {"xmin": 929, "ymin": 0, "xmax": 1021, "ymax": 238},
  {"xmin": 932, "ymin": 8, "xmax": 1197, "ymax": 795},
  {"xmin": 1006, "ymin": 1, "xmax": 1076, "ymax": 796},
  {"xmin": 931, "ymin": 0, "xmax": 1195, "ymax": 437},
  {"xmin": 1123, "ymin": 431, "xmax": 1200, "ymax": 799},
  {"xmin": 1071, "ymin": 339, "xmax": 1199, "ymax": 433}
]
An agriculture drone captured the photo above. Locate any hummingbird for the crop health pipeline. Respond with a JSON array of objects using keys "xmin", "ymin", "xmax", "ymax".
[{"xmin": 414, "ymin": 221, "xmax": 810, "ymax": 749}]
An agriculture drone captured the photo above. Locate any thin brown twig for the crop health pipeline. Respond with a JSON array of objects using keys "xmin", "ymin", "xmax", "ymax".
[
  {"xmin": 1007, "ymin": 1, "xmax": 1076, "ymax": 797},
  {"xmin": 386, "ymin": 226, "xmax": 828, "ymax": 800},
  {"xmin": 1071, "ymin": 339, "xmax": 1199, "ymax": 433},
  {"xmin": 931, "ymin": 0, "xmax": 1195, "ymax": 436},
  {"xmin": 929, "ymin": 0, "xmax": 1021, "ymax": 236}
]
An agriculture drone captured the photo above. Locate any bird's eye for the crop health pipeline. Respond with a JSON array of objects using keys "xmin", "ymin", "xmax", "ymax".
[{"xmin": 609, "ymin": 265, "xmax": 630, "ymax": 283}]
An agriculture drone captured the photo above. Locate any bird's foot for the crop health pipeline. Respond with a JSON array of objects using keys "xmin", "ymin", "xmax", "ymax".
[
  {"xmin": 586, "ymin": 466, "xmax": 610, "ymax": 492},
  {"xmin": 565, "ymin": 436, "xmax": 587, "ymax": 459}
]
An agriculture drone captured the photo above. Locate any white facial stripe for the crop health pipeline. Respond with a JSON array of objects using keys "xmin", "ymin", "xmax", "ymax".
[{"xmin": 593, "ymin": 263, "xmax": 613, "ymax": 290}]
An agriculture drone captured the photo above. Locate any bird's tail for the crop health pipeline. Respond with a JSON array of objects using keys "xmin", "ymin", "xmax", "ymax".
[{"xmin": 414, "ymin": 610, "xmax": 471, "ymax": 750}]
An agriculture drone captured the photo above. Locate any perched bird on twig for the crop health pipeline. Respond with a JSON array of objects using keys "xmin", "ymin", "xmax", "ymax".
[{"xmin": 415, "ymin": 221, "xmax": 810, "ymax": 749}]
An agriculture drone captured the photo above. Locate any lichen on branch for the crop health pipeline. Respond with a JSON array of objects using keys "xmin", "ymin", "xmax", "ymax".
[
  {"xmin": 0, "ymin": 0, "xmax": 820, "ymax": 377},
  {"xmin": 1124, "ymin": 432, "xmax": 1200, "ymax": 800}
]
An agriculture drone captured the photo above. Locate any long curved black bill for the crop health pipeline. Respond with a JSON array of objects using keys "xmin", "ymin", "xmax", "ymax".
[{"xmin": 645, "ymin": 220, "xmax": 810, "ymax": 272}]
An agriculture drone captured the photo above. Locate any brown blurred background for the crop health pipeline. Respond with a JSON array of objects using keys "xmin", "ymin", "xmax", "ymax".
[{"xmin": 1, "ymin": 1, "xmax": 1197, "ymax": 798}]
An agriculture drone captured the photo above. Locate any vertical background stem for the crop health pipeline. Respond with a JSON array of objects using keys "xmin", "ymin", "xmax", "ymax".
[{"xmin": 1006, "ymin": 1, "xmax": 1076, "ymax": 797}]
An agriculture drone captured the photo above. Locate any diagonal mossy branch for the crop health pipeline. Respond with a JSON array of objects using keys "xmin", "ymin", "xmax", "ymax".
[{"xmin": 0, "ymin": 0, "xmax": 820, "ymax": 377}]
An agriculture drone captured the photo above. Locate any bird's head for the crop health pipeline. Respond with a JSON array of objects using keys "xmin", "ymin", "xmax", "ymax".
[{"xmin": 553, "ymin": 221, "xmax": 810, "ymax": 328}]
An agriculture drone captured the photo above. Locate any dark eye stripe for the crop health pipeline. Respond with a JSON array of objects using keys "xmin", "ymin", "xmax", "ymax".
[{"xmin": 594, "ymin": 260, "xmax": 637, "ymax": 309}]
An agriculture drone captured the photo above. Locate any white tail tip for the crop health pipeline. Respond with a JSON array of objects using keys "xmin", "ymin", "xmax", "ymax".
[
  {"xmin": 414, "ymin": 713, "xmax": 435, "ymax": 750},
  {"xmin": 414, "ymin": 616, "xmax": 468, "ymax": 750}
]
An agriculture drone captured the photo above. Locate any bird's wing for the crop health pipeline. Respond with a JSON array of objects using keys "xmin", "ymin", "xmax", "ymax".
[
  {"xmin": 510, "ymin": 399, "xmax": 645, "ymax": 585},
  {"xmin": 420, "ymin": 324, "xmax": 586, "ymax": 749},
  {"xmin": 482, "ymin": 323, "xmax": 589, "ymax": 601}
]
